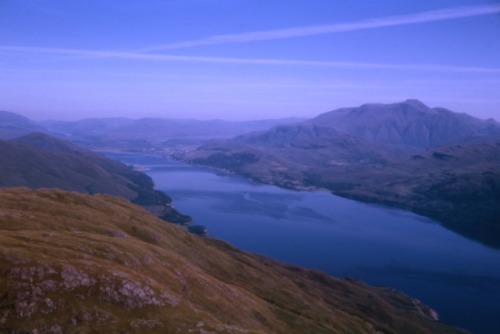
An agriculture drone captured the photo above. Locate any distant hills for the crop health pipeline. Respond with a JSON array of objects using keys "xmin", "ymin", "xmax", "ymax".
[
  {"xmin": 0, "ymin": 110, "xmax": 46, "ymax": 139},
  {"xmin": 0, "ymin": 132, "xmax": 190, "ymax": 224},
  {"xmin": 42, "ymin": 117, "xmax": 304, "ymax": 151},
  {"xmin": 181, "ymin": 100, "xmax": 500, "ymax": 247},
  {"xmin": 0, "ymin": 187, "xmax": 465, "ymax": 334},
  {"xmin": 1, "ymin": 103, "xmax": 499, "ymax": 247},
  {"xmin": 0, "ymin": 104, "xmax": 490, "ymax": 332},
  {"xmin": 0, "ymin": 112, "xmax": 305, "ymax": 224}
]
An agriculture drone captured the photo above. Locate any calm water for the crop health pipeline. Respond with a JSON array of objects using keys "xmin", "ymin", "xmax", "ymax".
[{"xmin": 107, "ymin": 152, "xmax": 500, "ymax": 333}]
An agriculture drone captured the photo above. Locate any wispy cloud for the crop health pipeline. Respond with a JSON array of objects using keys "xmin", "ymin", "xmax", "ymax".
[
  {"xmin": 137, "ymin": 5, "xmax": 500, "ymax": 52},
  {"xmin": 2, "ymin": 45, "xmax": 500, "ymax": 74}
]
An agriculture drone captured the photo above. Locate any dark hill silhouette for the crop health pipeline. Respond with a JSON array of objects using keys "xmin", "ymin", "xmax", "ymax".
[
  {"xmin": 0, "ymin": 133, "xmax": 190, "ymax": 224},
  {"xmin": 0, "ymin": 110, "xmax": 46, "ymax": 139}
]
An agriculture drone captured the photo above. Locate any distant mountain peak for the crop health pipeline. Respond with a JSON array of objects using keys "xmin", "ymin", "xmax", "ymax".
[
  {"xmin": 402, "ymin": 99, "xmax": 434, "ymax": 112},
  {"xmin": 357, "ymin": 99, "xmax": 433, "ymax": 114},
  {"xmin": 311, "ymin": 100, "xmax": 500, "ymax": 148},
  {"xmin": 403, "ymin": 98, "xmax": 427, "ymax": 106}
]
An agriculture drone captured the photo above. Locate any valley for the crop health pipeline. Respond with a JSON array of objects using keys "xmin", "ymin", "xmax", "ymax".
[
  {"xmin": 179, "ymin": 100, "xmax": 500, "ymax": 248},
  {"xmin": 1, "ymin": 100, "xmax": 499, "ymax": 333},
  {"xmin": 3, "ymin": 2, "xmax": 500, "ymax": 332},
  {"xmin": 107, "ymin": 151, "xmax": 500, "ymax": 334}
]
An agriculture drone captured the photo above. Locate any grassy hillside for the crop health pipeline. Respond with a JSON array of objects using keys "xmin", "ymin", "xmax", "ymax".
[{"xmin": 0, "ymin": 188, "xmax": 465, "ymax": 333}]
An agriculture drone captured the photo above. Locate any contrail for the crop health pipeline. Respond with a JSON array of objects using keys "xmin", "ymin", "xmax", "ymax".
[
  {"xmin": 2, "ymin": 45, "xmax": 500, "ymax": 74},
  {"xmin": 137, "ymin": 5, "xmax": 500, "ymax": 52}
]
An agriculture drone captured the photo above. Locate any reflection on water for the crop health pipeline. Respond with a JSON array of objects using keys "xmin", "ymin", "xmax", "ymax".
[{"xmin": 106, "ymin": 152, "xmax": 500, "ymax": 334}]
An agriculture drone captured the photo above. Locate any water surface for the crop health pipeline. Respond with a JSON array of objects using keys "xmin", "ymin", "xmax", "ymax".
[{"xmin": 108, "ymin": 152, "xmax": 500, "ymax": 333}]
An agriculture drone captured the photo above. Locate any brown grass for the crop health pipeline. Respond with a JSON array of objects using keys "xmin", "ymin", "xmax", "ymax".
[{"xmin": 0, "ymin": 188, "xmax": 467, "ymax": 333}]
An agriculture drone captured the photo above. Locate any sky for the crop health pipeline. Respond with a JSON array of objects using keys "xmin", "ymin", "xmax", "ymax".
[{"xmin": 1, "ymin": 0, "xmax": 500, "ymax": 121}]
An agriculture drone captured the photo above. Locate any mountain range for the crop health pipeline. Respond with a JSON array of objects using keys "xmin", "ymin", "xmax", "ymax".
[
  {"xmin": 0, "ymin": 103, "xmax": 493, "ymax": 331},
  {"xmin": 42, "ymin": 117, "xmax": 303, "ymax": 151},
  {"xmin": 180, "ymin": 100, "xmax": 500, "ymax": 247},
  {"xmin": 2, "ymin": 102, "xmax": 499, "ymax": 247}
]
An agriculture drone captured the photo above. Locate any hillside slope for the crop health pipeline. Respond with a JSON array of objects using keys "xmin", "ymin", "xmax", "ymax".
[
  {"xmin": 305, "ymin": 141, "xmax": 500, "ymax": 247},
  {"xmin": 184, "ymin": 123, "xmax": 395, "ymax": 189},
  {"xmin": 0, "ymin": 133, "xmax": 190, "ymax": 224},
  {"xmin": 0, "ymin": 188, "xmax": 465, "ymax": 334},
  {"xmin": 0, "ymin": 110, "xmax": 46, "ymax": 139}
]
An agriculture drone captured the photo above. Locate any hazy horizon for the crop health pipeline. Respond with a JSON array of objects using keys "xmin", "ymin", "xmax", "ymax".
[
  {"xmin": 16, "ymin": 100, "xmax": 498, "ymax": 123},
  {"xmin": 1, "ymin": 1, "xmax": 500, "ymax": 121}
]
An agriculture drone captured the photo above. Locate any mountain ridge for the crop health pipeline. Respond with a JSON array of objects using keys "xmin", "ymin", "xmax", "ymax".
[
  {"xmin": 0, "ymin": 132, "xmax": 191, "ymax": 224},
  {"xmin": 180, "ymin": 100, "xmax": 500, "ymax": 247},
  {"xmin": 310, "ymin": 99, "xmax": 500, "ymax": 148},
  {"xmin": 41, "ymin": 116, "xmax": 305, "ymax": 151},
  {"xmin": 0, "ymin": 110, "xmax": 46, "ymax": 139}
]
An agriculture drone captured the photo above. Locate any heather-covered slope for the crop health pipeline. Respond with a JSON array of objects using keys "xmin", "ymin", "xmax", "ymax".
[{"xmin": 0, "ymin": 188, "xmax": 465, "ymax": 333}]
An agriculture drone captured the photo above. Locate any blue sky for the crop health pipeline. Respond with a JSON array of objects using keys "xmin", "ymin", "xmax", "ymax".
[{"xmin": 1, "ymin": 0, "xmax": 500, "ymax": 120}]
